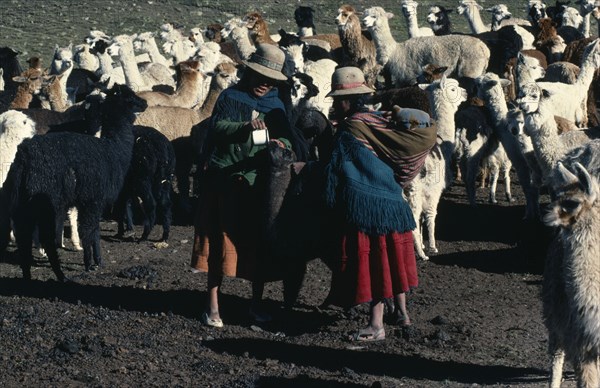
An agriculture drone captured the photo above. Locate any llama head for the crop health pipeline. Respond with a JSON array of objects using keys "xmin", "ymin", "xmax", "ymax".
[
  {"xmin": 12, "ymin": 70, "xmax": 43, "ymax": 96},
  {"xmin": 401, "ymin": 0, "xmax": 419, "ymax": 18},
  {"xmin": 221, "ymin": 18, "xmax": 246, "ymax": 39},
  {"xmin": 419, "ymin": 75, "xmax": 467, "ymax": 112},
  {"xmin": 243, "ymin": 12, "xmax": 263, "ymax": 29},
  {"xmin": 362, "ymin": 7, "xmax": 393, "ymax": 29},
  {"xmin": 132, "ymin": 32, "xmax": 155, "ymax": 52},
  {"xmin": 562, "ymin": 6, "xmax": 583, "ymax": 27},
  {"xmin": 103, "ymin": 84, "xmax": 148, "ymax": 118},
  {"xmin": 189, "ymin": 28, "xmax": 205, "ymax": 45},
  {"xmin": 0, "ymin": 110, "xmax": 36, "ymax": 140},
  {"xmin": 544, "ymin": 162, "xmax": 599, "ymax": 228},
  {"xmin": 294, "ymin": 6, "xmax": 315, "ymax": 27},
  {"xmin": 457, "ymin": 0, "xmax": 483, "ymax": 16},
  {"xmin": 528, "ymin": 1, "xmax": 547, "ymax": 23},
  {"xmin": 593, "ymin": 6, "xmax": 600, "ymax": 20},
  {"xmin": 417, "ymin": 64, "xmax": 448, "ymax": 84},
  {"xmin": 486, "ymin": 4, "xmax": 512, "ymax": 23},
  {"xmin": 281, "ymin": 43, "xmax": 306, "ymax": 76},
  {"xmin": 289, "ymin": 73, "xmax": 319, "ymax": 107},
  {"xmin": 205, "ymin": 23, "xmax": 224, "ymax": 43},
  {"xmin": 577, "ymin": 0, "xmax": 596, "ymax": 15},
  {"xmin": 517, "ymin": 52, "xmax": 546, "ymax": 80},
  {"xmin": 507, "ymin": 107, "xmax": 526, "ymax": 135},
  {"xmin": 516, "ymin": 82, "xmax": 550, "ymax": 115},
  {"xmin": 427, "ymin": 5, "xmax": 452, "ymax": 29},
  {"xmin": 474, "ymin": 73, "xmax": 510, "ymax": 104},
  {"xmin": 85, "ymin": 30, "xmax": 111, "ymax": 45},
  {"xmin": 336, "ymin": 5, "xmax": 359, "ymax": 28},
  {"xmin": 207, "ymin": 62, "xmax": 240, "ymax": 91}
]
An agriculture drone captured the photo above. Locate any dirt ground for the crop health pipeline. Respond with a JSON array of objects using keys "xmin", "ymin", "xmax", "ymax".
[
  {"xmin": 0, "ymin": 175, "xmax": 574, "ymax": 388},
  {"xmin": 0, "ymin": 1, "xmax": 577, "ymax": 386}
]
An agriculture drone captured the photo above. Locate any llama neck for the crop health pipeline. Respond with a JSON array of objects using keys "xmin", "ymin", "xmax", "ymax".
[
  {"xmin": 405, "ymin": 13, "xmax": 420, "ymax": 38},
  {"xmin": 289, "ymin": 97, "xmax": 310, "ymax": 126},
  {"xmin": 196, "ymin": 84, "xmax": 224, "ymax": 117},
  {"xmin": 48, "ymin": 85, "xmax": 69, "ymax": 112},
  {"xmin": 369, "ymin": 21, "xmax": 396, "ymax": 65},
  {"xmin": 562, "ymin": 206, "xmax": 600, "ymax": 342},
  {"xmin": 527, "ymin": 108, "xmax": 566, "ymax": 176},
  {"xmin": 174, "ymin": 73, "xmax": 204, "ymax": 107},
  {"xmin": 299, "ymin": 27, "xmax": 314, "ymax": 37},
  {"xmin": 576, "ymin": 51, "xmax": 598, "ymax": 89},
  {"xmin": 96, "ymin": 52, "xmax": 114, "ymax": 75},
  {"xmin": 465, "ymin": 8, "xmax": 488, "ymax": 34},
  {"xmin": 232, "ymin": 27, "xmax": 255, "ymax": 61},
  {"xmin": 581, "ymin": 13, "xmax": 591, "ymax": 37},
  {"xmin": 340, "ymin": 19, "xmax": 365, "ymax": 60},
  {"xmin": 432, "ymin": 101, "xmax": 457, "ymax": 144},
  {"xmin": 116, "ymin": 43, "xmax": 146, "ymax": 92},
  {"xmin": 146, "ymin": 40, "xmax": 170, "ymax": 67},
  {"xmin": 486, "ymin": 95, "xmax": 509, "ymax": 128},
  {"xmin": 9, "ymin": 86, "xmax": 34, "ymax": 109}
]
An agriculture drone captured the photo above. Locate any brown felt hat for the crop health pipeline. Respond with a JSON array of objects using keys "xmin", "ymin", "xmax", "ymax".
[
  {"xmin": 326, "ymin": 66, "xmax": 374, "ymax": 97},
  {"xmin": 243, "ymin": 44, "xmax": 288, "ymax": 81}
]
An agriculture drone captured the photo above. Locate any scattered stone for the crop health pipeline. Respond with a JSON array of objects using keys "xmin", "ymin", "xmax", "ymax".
[
  {"xmin": 431, "ymin": 315, "xmax": 449, "ymax": 325},
  {"xmin": 250, "ymin": 325, "xmax": 263, "ymax": 332},
  {"xmin": 153, "ymin": 241, "xmax": 169, "ymax": 249},
  {"xmin": 56, "ymin": 339, "xmax": 79, "ymax": 354},
  {"xmin": 435, "ymin": 329, "xmax": 451, "ymax": 342}
]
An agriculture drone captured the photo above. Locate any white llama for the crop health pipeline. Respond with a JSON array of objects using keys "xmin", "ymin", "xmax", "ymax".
[{"xmin": 408, "ymin": 75, "xmax": 467, "ymax": 259}]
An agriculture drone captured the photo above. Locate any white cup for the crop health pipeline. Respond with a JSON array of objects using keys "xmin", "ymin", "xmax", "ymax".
[{"xmin": 251, "ymin": 128, "xmax": 269, "ymax": 146}]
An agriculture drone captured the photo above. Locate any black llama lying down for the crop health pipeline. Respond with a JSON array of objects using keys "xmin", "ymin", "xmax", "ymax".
[{"xmin": 0, "ymin": 84, "xmax": 147, "ymax": 281}]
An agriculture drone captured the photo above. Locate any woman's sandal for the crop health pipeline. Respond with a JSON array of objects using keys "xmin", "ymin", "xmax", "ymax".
[
  {"xmin": 201, "ymin": 312, "xmax": 224, "ymax": 328},
  {"xmin": 349, "ymin": 327, "xmax": 386, "ymax": 342}
]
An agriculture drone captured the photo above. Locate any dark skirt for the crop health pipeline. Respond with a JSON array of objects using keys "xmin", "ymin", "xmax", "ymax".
[
  {"xmin": 330, "ymin": 226, "xmax": 418, "ymax": 307},
  {"xmin": 191, "ymin": 175, "xmax": 259, "ymax": 281}
]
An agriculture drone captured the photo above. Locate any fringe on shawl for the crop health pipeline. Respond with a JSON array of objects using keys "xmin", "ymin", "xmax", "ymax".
[{"xmin": 325, "ymin": 131, "xmax": 416, "ymax": 235}]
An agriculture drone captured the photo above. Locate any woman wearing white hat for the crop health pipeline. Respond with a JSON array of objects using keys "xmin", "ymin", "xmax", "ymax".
[{"xmin": 191, "ymin": 44, "xmax": 293, "ymax": 327}]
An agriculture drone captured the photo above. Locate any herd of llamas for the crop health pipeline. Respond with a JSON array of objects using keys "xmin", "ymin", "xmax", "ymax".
[{"xmin": 1, "ymin": 1, "xmax": 600, "ymax": 385}]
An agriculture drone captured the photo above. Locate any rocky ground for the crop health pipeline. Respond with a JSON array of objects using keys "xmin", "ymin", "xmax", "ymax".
[{"xmin": 0, "ymin": 175, "xmax": 573, "ymax": 388}]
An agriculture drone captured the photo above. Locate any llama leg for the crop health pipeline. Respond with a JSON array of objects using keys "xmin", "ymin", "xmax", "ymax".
[
  {"xmin": 424, "ymin": 200, "xmax": 440, "ymax": 254},
  {"xmin": 549, "ymin": 348, "xmax": 565, "ymax": 388},
  {"xmin": 503, "ymin": 167, "xmax": 512, "ymax": 202},
  {"xmin": 577, "ymin": 355, "xmax": 599, "ymax": 388},
  {"xmin": 39, "ymin": 213, "xmax": 66, "ymax": 282},
  {"xmin": 13, "ymin": 209, "xmax": 35, "ymax": 280},
  {"xmin": 409, "ymin": 200, "xmax": 428, "ymax": 259},
  {"xmin": 76, "ymin": 209, "xmax": 95, "ymax": 270},
  {"xmin": 488, "ymin": 162, "xmax": 499, "ymax": 204},
  {"xmin": 496, "ymin": 130, "xmax": 538, "ymax": 219},
  {"xmin": 139, "ymin": 182, "xmax": 157, "ymax": 241},
  {"xmin": 157, "ymin": 181, "xmax": 172, "ymax": 242},
  {"xmin": 67, "ymin": 207, "xmax": 82, "ymax": 251},
  {"xmin": 283, "ymin": 259, "xmax": 307, "ymax": 310}
]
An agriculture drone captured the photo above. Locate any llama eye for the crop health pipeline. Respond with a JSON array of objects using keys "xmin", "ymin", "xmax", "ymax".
[{"xmin": 561, "ymin": 199, "xmax": 580, "ymax": 212}]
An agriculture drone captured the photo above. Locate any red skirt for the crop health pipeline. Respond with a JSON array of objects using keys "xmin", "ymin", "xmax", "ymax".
[{"xmin": 330, "ymin": 227, "xmax": 418, "ymax": 307}]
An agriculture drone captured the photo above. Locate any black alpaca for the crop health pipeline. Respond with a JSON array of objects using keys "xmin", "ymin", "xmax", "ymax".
[
  {"xmin": 116, "ymin": 126, "xmax": 176, "ymax": 242},
  {"xmin": 0, "ymin": 84, "xmax": 147, "ymax": 281},
  {"xmin": 294, "ymin": 6, "xmax": 316, "ymax": 35}
]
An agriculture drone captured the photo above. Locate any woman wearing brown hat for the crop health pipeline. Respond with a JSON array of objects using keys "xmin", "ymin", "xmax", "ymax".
[
  {"xmin": 324, "ymin": 66, "xmax": 437, "ymax": 341},
  {"xmin": 190, "ymin": 44, "xmax": 294, "ymax": 327}
]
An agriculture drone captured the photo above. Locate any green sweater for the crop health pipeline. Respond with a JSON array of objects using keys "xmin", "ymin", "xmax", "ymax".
[{"xmin": 208, "ymin": 85, "xmax": 292, "ymax": 185}]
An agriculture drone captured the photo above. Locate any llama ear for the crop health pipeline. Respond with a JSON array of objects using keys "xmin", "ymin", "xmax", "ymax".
[
  {"xmin": 517, "ymin": 52, "xmax": 526, "ymax": 64},
  {"xmin": 556, "ymin": 161, "xmax": 578, "ymax": 185},
  {"xmin": 433, "ymin": 66, "xmax": 448, "ymax": 75},
  {"xmin": 440, "ymin": 74, "xmax": 447, "ymax": 89},
  {"xmin": 500, "ymin": 78, "xmax": 512, "ymax": 87},
  {"xmin": 485, "ymin": 7, "xmax": 494, "ymax": 12},
  {"xmin": 476, "ymin": 4, "xmax": 483, "ymax": 10},
  {"xmin": 573, "ymin": 162, "xmax": 598, "ymax": 199},
  {"xmin": 418, "ymin": 83, "xmax": 431, "ymax": 91},
  {"xmin": 386, "ymin": 12, "xmax": 394, "ymax": 19},
  {"xmin": 12, "ymin": 76, "xmax": 28, "ymax": 83},
  {"xmin": 541, "ymin": 88, "xmax": 551, "ymax": 99}
]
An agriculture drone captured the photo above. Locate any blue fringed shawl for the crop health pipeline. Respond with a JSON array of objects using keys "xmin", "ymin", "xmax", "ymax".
[{"xmin": 324, "ymin": 131, "xmax": 416, "ymax": 235}]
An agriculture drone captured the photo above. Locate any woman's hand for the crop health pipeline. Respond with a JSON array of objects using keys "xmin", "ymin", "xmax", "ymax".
[{"xmin": 244, "ymin": 119, "xmax": 267, "ymax": 132}]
